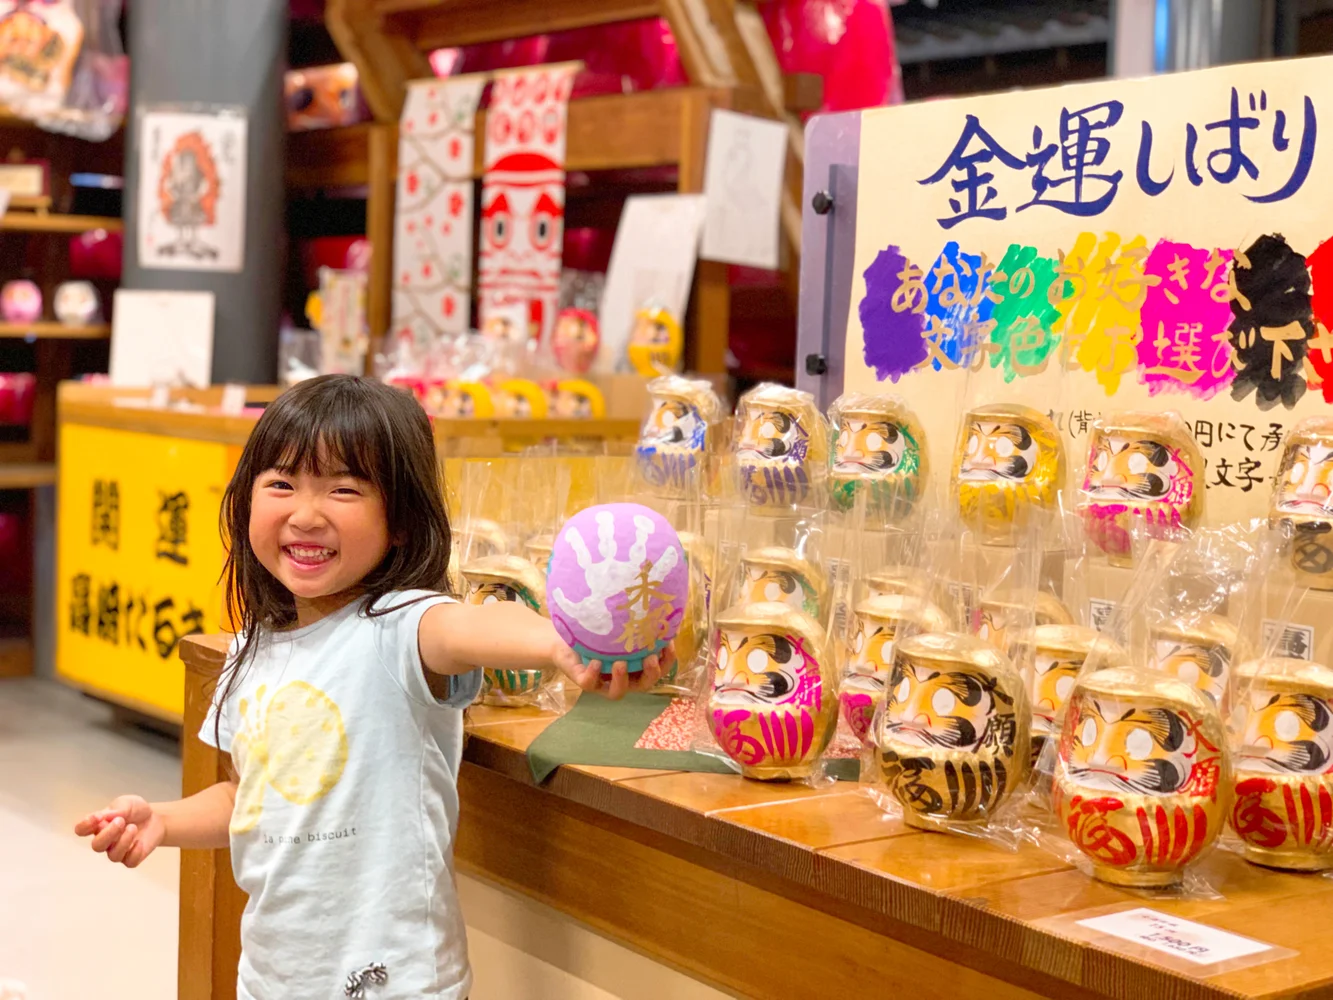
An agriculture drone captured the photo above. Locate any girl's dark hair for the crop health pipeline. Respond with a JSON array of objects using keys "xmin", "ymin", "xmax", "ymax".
[{"xmin": 214, "ymin": 375, "xmax": 452, "ymax": 748}]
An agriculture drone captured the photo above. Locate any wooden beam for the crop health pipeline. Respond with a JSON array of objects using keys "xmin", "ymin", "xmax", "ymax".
[
  {"xmin": 326, "ymin": 0, "xmax": 432, "ymax": 122},
  {"xmin": 783, "ymin": 72, "xmax": 823, "ymax": 113},
  {"xmin": 285, "ymin": 124, "xmax": 374, "ymax": 189},
  {"xmin": 400, "ymin": 0, "xmax": 663, "ymax": 50},
  {"xmin": 678, "ymin": 89, "xmax": 730, "ymax": 375},
  {"xmin": 365, "ymin": 123, "xmax": 397, "ymax": 361}
]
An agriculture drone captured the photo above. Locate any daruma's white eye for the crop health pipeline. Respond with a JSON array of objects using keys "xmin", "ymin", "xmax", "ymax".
[
  {"xmin": 717, "ymin": 646, "xmax": 729, "ymax": 669},
  {"xmin": 1055, "ymin": 675, "xmax": 1076, "ymax": 702},
  {"xmin": 662, "ymin": 410, "xmax": 676, "ymax": 427},
  {"xmin": 747, "ymin": 648, "xmax": 769, "ymax": 673},
  {"xmin": 1094, "ymin": 449, "xmax": 1109, "ymax": 471},
  {"xmin": 852, "ymin": 629, "xmax": 865, "ymax": 654},
  {"xmin": 1275, "ymin": 709, "xmax": 1302, "ymax": 743},
  {"xmin": 760, "ymin": 421, "xmax": 777, "ymax": 439},
  {"xmin": 838, "ymin": 430, "xmax": 850, "ymax": 448},
  {"xmin": 1081, "ymin": 717, "xmax": 1097, "ymax": 747},
  {"xmin": 995, "ymin": 437, "xmax": 1016, "ymax": 458},
  {"xmin": 1126, "ymin": 727, "xmax": 1154, "ymax": 761},
  {"xmin": 1128, "ymin": 452, "xmax": 1149, "ymax": 475},
  {"xmin": 931, "ymin": 688, "xmax": 957, "ymax": 717},
  {"xmin": 966, "ymin": 433, "xmax": 980, "ymax": 455},
  {"xmin": 894, "ymin": 678, "xmax": 910, "ymax": 703},
  {"xmin": 866, "ymin": 432, "xmax": 884, "ymax": 452},
  {"xmin": 764, "ymin": 582, "xmax": 782, "ymax": 602},
  {"xmin": 482, "ymin": 595, "xmax": 499, "ymax": 605},
  {"xmin": 1290, "ymin": 461, "xmax": 1308, "ymax": 486}
]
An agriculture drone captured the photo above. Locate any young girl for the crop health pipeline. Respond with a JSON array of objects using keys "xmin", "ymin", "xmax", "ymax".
[{"xmin": 75, "ymin": 375, "xmax": 665, "ymax": 999}]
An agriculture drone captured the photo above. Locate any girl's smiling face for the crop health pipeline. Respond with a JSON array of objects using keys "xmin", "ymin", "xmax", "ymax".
[{"xmin": 249, "ymin": 464, "xmax": 392, "ymax": 621}]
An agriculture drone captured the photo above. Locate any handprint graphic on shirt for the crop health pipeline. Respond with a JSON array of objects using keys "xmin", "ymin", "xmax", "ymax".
[
  {"xmin": 228, "ymin": 681, "xmax": 349, "ymax": 835},
  {"xmin": 551, "ymin": 511, "xmax": 680, "ymax": 640}
]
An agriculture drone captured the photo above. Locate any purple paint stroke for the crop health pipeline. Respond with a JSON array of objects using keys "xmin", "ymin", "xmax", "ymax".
[{"xmin": 859, "ymin": 244, "xmax": 927, "ymax": 382}]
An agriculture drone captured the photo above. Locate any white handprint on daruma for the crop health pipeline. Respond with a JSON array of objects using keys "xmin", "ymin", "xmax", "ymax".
[{"xmin": 547, "ymin": 504, "xmax": 690, "ymax": 674}]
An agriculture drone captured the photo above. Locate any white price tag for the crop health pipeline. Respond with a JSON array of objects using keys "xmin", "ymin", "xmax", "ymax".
[
  {"xmin": 220, "ymin": 383, "xmax": 247, "ymax": 415},
  {"xmin": 1077, "ymin": 908, "xmax": 1273, "ymax": 966}
]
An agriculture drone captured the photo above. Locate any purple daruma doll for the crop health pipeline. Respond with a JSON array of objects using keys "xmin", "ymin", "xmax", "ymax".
[{"xmin": 547, "ymin": 503, "xmax": 689, "ymax": 674}]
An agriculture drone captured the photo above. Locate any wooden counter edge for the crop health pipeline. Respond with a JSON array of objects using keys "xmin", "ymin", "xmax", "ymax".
[{"xmin": 177, "ymin": 636, "xmax": 1314, "ymax": 1000}]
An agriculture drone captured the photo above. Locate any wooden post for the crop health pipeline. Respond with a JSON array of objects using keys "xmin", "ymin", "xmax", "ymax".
[
  {"xmin": 365, "ymin": 123, "xmax": 398, "ymax": 366},
  {"xmin": 178, "ymin": 634, "xmax": 244, "ymax": 1000},
  {"xmin": 679, "ymin": 91, "xmax": 730, "ymax": 376}
]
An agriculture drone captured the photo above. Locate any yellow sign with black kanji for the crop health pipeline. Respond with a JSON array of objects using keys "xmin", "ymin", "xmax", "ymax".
[{"xmin": 56, "ymin": 424, "xmax": 230, "ymax": 722}]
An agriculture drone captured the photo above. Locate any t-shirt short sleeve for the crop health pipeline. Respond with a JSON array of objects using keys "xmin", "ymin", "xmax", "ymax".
[
  {"xmin": 375, "ymin": 591, "xmax": 482, "ymax": 709},
  {"xmin": 197, "ymin": 637, "xmax": 242, "ymax": 751}
]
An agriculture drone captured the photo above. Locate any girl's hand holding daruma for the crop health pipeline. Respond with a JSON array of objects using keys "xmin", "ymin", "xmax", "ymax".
[
  {"xmin": 73, "ymin": 795, "xmax": 167, "ymax": 868},
  {"xmin": 550, "ymin": 638, "xmax": 676, "ymax": 700}
]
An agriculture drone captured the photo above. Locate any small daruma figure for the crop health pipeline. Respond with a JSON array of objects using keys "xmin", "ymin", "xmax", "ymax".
[
  {"xmin": 552, "ymin": 307, "xmax": 600, "ymax": 374},
  {"xmin": 1148, "ymin": 615, "xmax": 1244, "ymax": 711},
  {"xmin": 952, "ymin": 404, "xmax": 1064, "ymax": 544},
  {"xmin": 735, "ymin": 383, "xmax": 827, "ymax": 511},
  {"xmin": 828, "ymin": 394, "xmax": 928, "ymax": 518},
  {"xmin": 975, "ymin": 589, "xmax": 1074, "ymax": 651},
  {"xmin": 840, "ymin": 594, "xmax": 949, "ymax": 746},
  {"xmin": 1055, "ymin": 667, "xmax": 1229, "ymax": 887},
  {"xmin": 494, "ymin": 379, "xmax": 548, "ymax": 419},
  {"xmin": 708, "ymin": 602, "xmax": 836, "ymax": 780},
  {"xmin": 628, "ymin": 302, "xmax": 684, "ymax": 376},
  {"xmin": 552, "ymin": 379, "xmax": 605, "ymax": 419},
  {"xmin": 875, "ymin": 632, "xmax": 1029, "ymax": 829},
  {"xmin": 1022, "ymin": 625, "xmax": 1122, "ymax": 766},
  {"xmin": 634, "ymin": 375, "xmax": 723, "ymax": 499},
  {"xmin": 1081, "ymin": 412, "xmax": 1204, "ymax": 566},
  {"xmin": 438, "ymin": 381, "xmax": 495, "ymax": 419},
  {"xmin": 1231, "ymin": 658, "xmax": 1333, "ymax": 870},
  {"xmin": 737, "ymin": 547, "xmax": 826, "ymax": 620},
  {"xmin": 462, "ymin": 555, "xmax": 549, "ymax": 706},
  {"xmin": 1270, "ymin": 418, "xmax": 1333, "ymax": 589}
]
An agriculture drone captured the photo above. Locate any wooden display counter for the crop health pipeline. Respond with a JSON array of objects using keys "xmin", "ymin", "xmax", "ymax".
[
  {"xmin": 178, "ymin": 633, "xmax": 1333, "ymax": 1000},
  {"xmin": 55, "ymin": 383, "xmax": 641, "ymax": 722}
]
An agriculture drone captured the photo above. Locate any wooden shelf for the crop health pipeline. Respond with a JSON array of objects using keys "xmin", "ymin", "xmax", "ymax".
[
  {"xmin": 0, "ymin": 212, "xmax": 122, "ymax": 234},
  {"xmin": 287, "ymin": 123, "xmax": 376, "ymax": 189},
  {"xmin": 0, "ymin": 636, "xmax": 32, "ymax": 678},
  {"xmin": 0, "ymin": 322, "xmax": 110, "ymax": 339},
  {"xmin": 0, "ymin": 462, "xmax": 55, "ymax": 489}
]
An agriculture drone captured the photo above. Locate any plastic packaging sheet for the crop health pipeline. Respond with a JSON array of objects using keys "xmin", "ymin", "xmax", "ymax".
[{"xmin": 1014, "ymin": 520, "xmax": 1290, "ymax": 897}]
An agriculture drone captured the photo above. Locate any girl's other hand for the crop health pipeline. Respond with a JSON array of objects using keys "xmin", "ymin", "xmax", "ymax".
[
  {"xmin": 551, "ymin": 641, "xmax": 677, "ymax": 700},
  {"xmin": 73, "ymin": 795, "xmax": 167, "ymax": 868}
]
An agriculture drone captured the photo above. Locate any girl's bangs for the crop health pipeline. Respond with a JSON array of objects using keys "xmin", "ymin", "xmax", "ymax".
[{"xmin": 257, "ymin": 393, "xmax": 392, "ymax": 492}]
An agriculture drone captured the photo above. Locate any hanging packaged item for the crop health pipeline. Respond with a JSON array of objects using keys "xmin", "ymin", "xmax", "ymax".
[
  {"xmin": 0, "ymin": 0, "xmax": 84, "ymax": 122},
  {"xmin": 734, "ymin": 383, "xmax": 828, "ymax": 513},
  {"xmin": 634, "ymin": 374, "xmax": 724, "ymax": 502},
  {"xmin": 828, "ymin": 392, "xmax": 929, "ymax": 520}
]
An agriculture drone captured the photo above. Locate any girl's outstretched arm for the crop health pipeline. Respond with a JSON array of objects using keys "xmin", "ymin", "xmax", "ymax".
[
  {"xmin": 417, "ymin": 600, "xmax": 669, "ymax": 700},
  {"xmin": 74, "ymin": 780, "xmax": 237, "ymax": 866}
]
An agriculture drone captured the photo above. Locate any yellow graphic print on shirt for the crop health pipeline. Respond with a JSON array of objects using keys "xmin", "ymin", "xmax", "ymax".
[{"xmin": 228, "ymin": 681, "xmax": 349, "ymax": 835}]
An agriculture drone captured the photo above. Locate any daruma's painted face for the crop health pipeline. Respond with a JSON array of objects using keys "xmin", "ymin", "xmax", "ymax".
[
  {"xmin": 882, "ymin": 660, "xmax": 998, "ymax": 754},
  {"xmin": 1276, "ymin": 443, "xmax": 1333, "ymax": 516},
  {"xmin": 465, "ymin": 579, "xmax": 540, "ymax": 613},
  {"xmin": 960, "ymin": 420, "xmax": 1038, "ymax": 483},
  {"xmin": 1032, "ymin": 653, "xmax": 1080, "ymax": 730},
  {"xmin": 739, "ymin": 407, "xmax": 804, "ymax": 461},
  {"xmin": 643, "ymin": 399, "xmax": 699, "ymax": 449},
  {"xmin": 1063, "ymin": 696, "xmax": 1193, "ymax": 795},
  {"xmin": 845, "ymin": 616, "xmax": 897, "ymax": 687},
  {"xmin": 740, "ymin": 566, "xmax": 814, "ymax": 616},
  {"xmin": 835, "ymin": 418, "xmax": 906, "ymax": 475},
  {"xmin": 714, "ymin": 629, "xmax": 815, "ymax": 706},
  {"xmin": 1152, "ymin": 639, "xmax": 1230, "ymax": 707},
  {"xmin": 1237, "ymin": 687, "xmax": 1333, "ymax": 775},
  {"xmin": 1086, "ymin": 435, "xmax": 1178, "ymax": 502}
]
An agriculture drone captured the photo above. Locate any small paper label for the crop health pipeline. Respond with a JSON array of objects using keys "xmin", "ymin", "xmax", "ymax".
[
  {"xmin": 1262, "ymin": 619, "xmax": 1315, "ymax": 660},
  {"xmin": 220, "ymin": 383, "xmax": 246, "ymax": 415},
  {"xmin": 1077, "ymin": 908, "xmax": 1273, "ymax": 966},
  {"xmin": 1088, "ymin": 598, "xmax": 1118, "ymax": 632}
]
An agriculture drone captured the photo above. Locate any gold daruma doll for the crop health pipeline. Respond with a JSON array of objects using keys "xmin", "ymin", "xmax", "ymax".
[
  {"xmin": 461, "ymin": 554, "xmax": 549, "ymax": 705},
  {"xmin": 735, "ymin": 383, "xmax": 827, "ymax": 510},
  {"xmin": 635, "ymin": 375, "xmax": 723, "ymax": 500},
  {"xmin": 1081, "ymin": 412, "xmax": 1204, "ymax": 566},
  {"xmin": 975, "ymin": 589, "xmax": 1074, "ymax": 651},
  {"xmin": 708, "ymin": 602, "xmax": 836, "ymax": 780},
  {"xmin": 828, "ymin": 394, "xmax": 928, "ymax": 518},
  {"xmin": 875, "ymin": 632, "xmax": 1029, "ymax": 829},
  {"xmin": 1055, "ymin": 667, "xmax": 1229, "ymax": 887},
  {"xmin": 1148, "ymin": 615, "xmax": 1244, "ymax": 711},
  {"xmin": 669, "ymin": 531, "xmax": 716, "ymax": 686},
  {"xmin": 737, "ymin": 547, "xmax": 826, "ymax": 621},
  {"xmin": 953, "ymin": 404, "xmax": 1064, "ymax": 544},
  {"xmin": 1231, "ymin": 658, "xmax": 1333, "ymax": 870},
  {"xmin": 840, "ymin": 594, "xmax": 949, "ymax": 746},
  {"xmin": 1270, "ymin": 418, "xmax": 1333, "ymax": 589}
]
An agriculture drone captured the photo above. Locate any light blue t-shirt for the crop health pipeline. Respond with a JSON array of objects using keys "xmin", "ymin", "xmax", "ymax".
[{"xmin": 201, "ymin": 590, "xmax": 482, "ymax": 1000}]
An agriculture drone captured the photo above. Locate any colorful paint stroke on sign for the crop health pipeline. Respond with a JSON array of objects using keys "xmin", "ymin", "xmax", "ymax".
[{"xmin": 843, "ymin": 55, "xmax": 1333, "ymax": 526}]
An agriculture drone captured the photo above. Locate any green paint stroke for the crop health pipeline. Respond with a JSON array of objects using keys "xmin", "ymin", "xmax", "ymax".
[{"xmin": 988, "ymin": 244, "xmax": 1062, "ymax": 382}]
